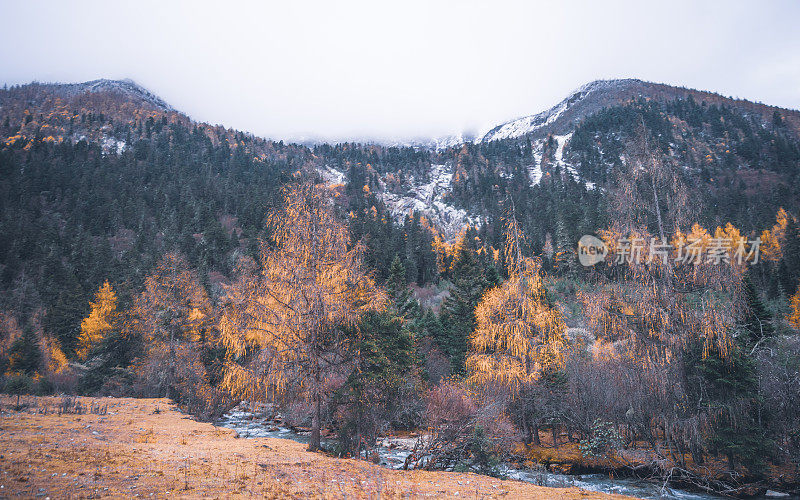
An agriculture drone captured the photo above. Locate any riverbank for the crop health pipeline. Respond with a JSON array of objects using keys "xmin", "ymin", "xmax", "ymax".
[
  {"xmin": 0, "ymin": 395, "xmax": 628, "ymax": 499},
  {"xmin": 217, "ymin": 402, "xmax": 726, "ymax": 499},
  {"xmin": 515, "ymin": 434, "xmax": 799, "ymax": 498}
]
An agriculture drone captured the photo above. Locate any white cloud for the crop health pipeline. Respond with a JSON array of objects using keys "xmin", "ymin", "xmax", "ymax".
[{"xmin": 1, "ymin": 0, "xmax": 798, "ymax": 142}]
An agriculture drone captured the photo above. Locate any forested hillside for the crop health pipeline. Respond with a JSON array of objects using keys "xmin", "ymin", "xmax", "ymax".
[{"xmin": 2, "ymin": 79, "xmax": 800, "ymax": 496}]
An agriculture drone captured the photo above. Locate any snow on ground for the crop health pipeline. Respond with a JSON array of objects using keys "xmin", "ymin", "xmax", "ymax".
[
  {"xmin": 529, "ymin": 142, "xmax": 545, "ymax": 185},
  {"xmin": 101, "ymin": 136, "xmax": 126, "ymax": 155},
  {"xmin": 553, "ymin": 133, "xmax": 580, "ymax": 178},
  {"xmin": 318, "ymin": 165, "xmax": 347, "ymax": 185},
  {"xmin": 527, "ymin": 134, "xmax": 595, "ymax": 190},
  {"xmin": 315, "ymin": 162, "xmax": 478, "ymax": 240},
  {"xmin": 379, "ymin": 163, "xmax": 479, "ymax": 239}
]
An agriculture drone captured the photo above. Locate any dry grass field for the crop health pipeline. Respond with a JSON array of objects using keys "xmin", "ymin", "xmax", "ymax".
[{"xmin": 0, "ymin": 395, "xmax": 629, "ymax": 499}]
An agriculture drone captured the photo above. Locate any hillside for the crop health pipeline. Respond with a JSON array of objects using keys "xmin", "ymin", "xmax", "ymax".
[
  {"xmin": 1, "ymin": 77, "xmax": 799, "ymax": 354},
  {"xmin": 477, "ymin": 78, "xmax": 800, "ymax": 143}
]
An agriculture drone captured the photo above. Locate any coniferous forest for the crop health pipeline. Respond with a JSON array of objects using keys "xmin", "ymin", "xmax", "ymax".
[{"xmin": 2, "ymin": 77, "xmax": 800, "ymax": 498}]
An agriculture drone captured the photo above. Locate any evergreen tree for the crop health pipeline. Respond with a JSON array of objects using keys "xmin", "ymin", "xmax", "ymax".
[
  {"xmin": 689, "ymin": 341, "xmax": 770, "ymax": 474},
  {"xmin": 8, "ymin": 325, "xmax": 41, "ymax": 375},
  {"xmin": 782, "ymin": 216, "xmax": 800, "ymax": 296},
  {"xmin": 43, "ymin": 281, "xmax": 87, "ymax": 358},
  {"xmin": 385, "ymin": 255, "xmax": 417, "ymax": 317},
  {"xmin": 336, "ymin": 310, "xmax": 415, "ymax": 455},
  {"xmin": 740, "ymin": 273, "xmax": 774, "ymax": 343},
  {"xmin": 440, "ymin": 245, "xmax": 497, "ymax": 374}
]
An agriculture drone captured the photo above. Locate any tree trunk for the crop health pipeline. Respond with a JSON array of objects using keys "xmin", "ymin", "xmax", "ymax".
[
  {"xmin": 532, "ymin": 423, "xmax": 541, "ymax": 446},
  {"xmin": 309, "ymin": 385, "xmax": 322, "ymax": 451},
  {"xmin": 690, "ymin": 444, "xmax": 704, "ymax": 465},
  {"xmin": 551, "ymin": 424, "xmax": 559, "ymax": 448},
  {"xmin": 522, "ymin": 418, "xmax": 532, "ymax": 445},
  {"xmin": 167, "ymin": 330, "xmax": 176, "ymax": 400}
]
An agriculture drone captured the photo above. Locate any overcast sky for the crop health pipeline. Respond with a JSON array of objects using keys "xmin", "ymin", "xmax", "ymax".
[{"xmin": 1, "ymin": 0, "xmax": 799, "ymax": 142}]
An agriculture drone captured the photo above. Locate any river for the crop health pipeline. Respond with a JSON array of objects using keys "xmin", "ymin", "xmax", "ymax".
[{"xmin": 216, "ymin": 403, "xmax": 727, "ymax": 500}]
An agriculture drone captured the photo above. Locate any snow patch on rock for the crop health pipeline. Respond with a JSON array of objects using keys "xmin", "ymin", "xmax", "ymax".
[
  {"xmin": 318, "ymin": 165, "xmax": 347, "ymax": 185},
  {"xmin": 316, "ymin": 163, "xmax": 479, "ymax": 240},
  {"xmin": 379, "ymin": 163, "xmax": 479, "ymax": 240}
]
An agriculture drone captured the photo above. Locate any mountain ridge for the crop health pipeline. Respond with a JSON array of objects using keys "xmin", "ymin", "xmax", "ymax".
[
  {"xmin": 475, "ymin": 78, "xmax": 800, "ymax": 144},
  {"xmin": 2, "ymin": 76, "xmax": 799, "ymax": 242},
  {"xmin": 4, "ymin": 77, "xmax": 799, "ymax": 148}
]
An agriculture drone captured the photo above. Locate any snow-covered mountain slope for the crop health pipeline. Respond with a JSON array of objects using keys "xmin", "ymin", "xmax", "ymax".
[
  {"xmin": 379, "ymin": 163, "xmax": 479, "ymax": 238},
  {"xmin": 318, "ymin": 163, "xmax": 479, "ymax": 239},
  {"xmin": 30, "ymin": 79, "xmax": 174, "ymax": 112},
  {"xmin": 525, "ymin": 133, "xmax": 595, "ymax": 190},
  {"xmin": 57, "ymin": 78, "xmax": 174, "ymax": 111},
  {"xmin": 431, "ymin": 77, "xmax": 800, "ymax": 146},
  {"xmin": 478, "ymin": 79, "xmax": 646, "ymax": 143},
  {"xmin": 0, "ymin": 79, "xmax": 179, "ymax": 153}
]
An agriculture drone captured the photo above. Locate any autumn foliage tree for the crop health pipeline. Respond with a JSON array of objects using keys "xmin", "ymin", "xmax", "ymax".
[
  {"xmin": 578, "ymin": 121, "xmax": 772, "ymax": 472},
  {"xmin": 788, "ymin": 286, "xmax": 800, "ymax": 330},
  {"xmin": 468, "ymin": 261, "xmax": 566, "ymax": 388},
  {"xmin": 467, "ymin": 214, "xmax": 567, "ymax": 443},
  {"xmin": 134, "ymin": 252, "xmax": 212, "ymax": 399},
  {"xmin": 220, "ymin": 183, "xmax": 384, "ymax": 451},
  {"xmin": 76, "ymin": 281, "xmax": 118, "ymax": 361}
]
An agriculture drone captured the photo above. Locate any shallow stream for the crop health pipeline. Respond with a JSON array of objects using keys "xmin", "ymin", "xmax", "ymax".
[{"xmin": 217, "ymin": 403, "xmax": 728, "ymax": 500}]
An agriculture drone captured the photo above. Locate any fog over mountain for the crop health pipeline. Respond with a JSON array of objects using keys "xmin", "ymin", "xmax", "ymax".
[{"xmin": 2, "ymin": 1, "xmax": 799, "ymax": 142}]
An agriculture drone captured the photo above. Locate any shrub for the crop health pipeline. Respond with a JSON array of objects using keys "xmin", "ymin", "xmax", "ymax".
[
  {"xmin": 579, "ymin": 418, "xmax": 622, "ymax": 458},
  {"xmin": 4, "ymin": 373, "xmax": 34, "ymax": 408}
]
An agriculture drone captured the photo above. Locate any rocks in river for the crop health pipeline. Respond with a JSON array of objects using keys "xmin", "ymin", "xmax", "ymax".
[
  {"xmin": 735, "ymin": 485, "xmax": 767, "ymax": 497},
  {"xmin": 547, "ymin": 463, "xmax": 574, "ymax": 475},
  {"xmin": 765, "ymin": 490, "xmax": 791, "ymax": 498}
]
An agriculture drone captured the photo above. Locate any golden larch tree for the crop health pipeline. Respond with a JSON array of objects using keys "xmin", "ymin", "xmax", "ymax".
[
  {"xmin": 788, "ymin": 285, "xmax": 800, "ymax": 330},
  {"xmin": 219, "ymin": 183, "xmax": 384, "ymax": 451},
  {"xmin": 467, "ymin": 215, "xmax": 567, "ymax": 392},
  {"xmin": 761, "ymin": 207, "xmax": 791, "ymax": 262},
  {"xmin": 77, "ymin": 281, "xmax": 118, "ymax": 361}
]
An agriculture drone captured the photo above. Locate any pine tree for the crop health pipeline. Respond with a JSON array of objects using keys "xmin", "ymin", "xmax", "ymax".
[
  {"xmin": 553, "ymin": 211, "xmax": 574, "ymax": 274},
  {"xmin": 43, "ymin": 281, "xmax": 86, "ymax": 358},
  {"xmin": 386, "ymin": 255, "xmax": 417, "ymax": 317},
  {"xmin": 740, "ymin": 273, "xmax": 774, "ymax": 343},
  {"xmin": 336, "ymin": 310, "xmax": 414, "ymax": 455},
  {"xmin": 440, "ymin": 246, "xmax": 496, "ymax": 375},
  {"xmin": 8, "ymin": 325, "xmax": 41, "ymax": 375},
  {"xmin": 782, "ymin": 216, "xmax": 800, "ymax": 296},
  {"xmin": 688, "ymin": 340, "xmax": 769, "ymax": 474}
]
